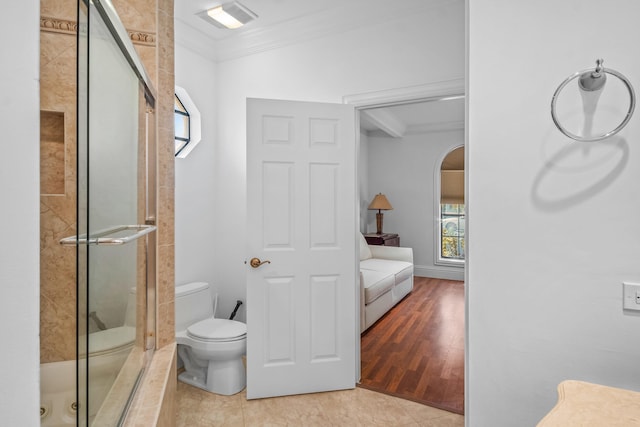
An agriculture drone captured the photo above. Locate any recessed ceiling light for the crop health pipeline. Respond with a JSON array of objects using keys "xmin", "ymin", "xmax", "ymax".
[{"xmin": 199, "ymin": 2, "xmax": 258, "ymax": 30}]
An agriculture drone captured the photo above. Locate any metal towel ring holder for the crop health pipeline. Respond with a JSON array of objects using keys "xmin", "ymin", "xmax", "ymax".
[{"xmin": 551, "ymin": 59, "xmax": 636, "ymax": 142}]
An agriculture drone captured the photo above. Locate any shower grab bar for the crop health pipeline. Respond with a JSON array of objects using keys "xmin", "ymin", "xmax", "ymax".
[{"xmin": 59, "ymin": 225, "xmax": 156, "ymax": 246}]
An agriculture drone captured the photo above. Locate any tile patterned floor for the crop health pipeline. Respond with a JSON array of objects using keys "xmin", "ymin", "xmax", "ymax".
[{"xmin": 176, "ymin": 381, "xmax": 465, "ymax": 426}]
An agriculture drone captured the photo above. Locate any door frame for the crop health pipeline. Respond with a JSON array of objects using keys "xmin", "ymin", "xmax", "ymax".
[{"xmin": 342, "ymin": 78, "xmax": 465, "ymax": 383}]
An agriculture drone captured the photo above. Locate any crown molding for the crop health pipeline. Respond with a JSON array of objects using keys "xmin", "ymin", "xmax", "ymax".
[
  {"xmin": 344, "ymin": 79, "xmax": 465, "ymax": 109},
  {"xmin": 128, "ymin": 31, "xmax": 155, "ymax": 46},
  {"xmin": 212, "ymin": 6, "xmax": 383, "ymax": 62},
  {"xmin": 176, "ymin": 0, "xmax": 458, "ymax": 63},
  {"xmin": 40, "ymin": 16, "xmax": 155, "ymax": 46},
  {"xmin": 215, "ymin": 0, "xmax": 454, "ymax": 62},
  {"xmin": 175, "ymin": 18, "xmax": 218, "ymax": 61},
  {"xmin": 40, "ymin": 16, "xmax": 78, "ymax": 35}
]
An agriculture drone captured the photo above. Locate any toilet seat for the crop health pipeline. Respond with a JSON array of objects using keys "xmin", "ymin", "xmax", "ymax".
[
  {"xmin": 187, "ymin": 318, "xmax": 247, "ymax": 342},
  {"xmin": 89, "ymin": 326, "xmax": 136, "ymax": 356}
]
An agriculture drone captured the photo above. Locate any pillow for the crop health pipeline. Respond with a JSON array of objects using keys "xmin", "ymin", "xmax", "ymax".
[{"xmin": 359, "ymin": 233, "xmax": 372, "ymax": 261}]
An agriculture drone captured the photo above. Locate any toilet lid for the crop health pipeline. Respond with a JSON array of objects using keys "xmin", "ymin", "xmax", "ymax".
[{"xmin": 187, "ymin": 318, "xmax": 247, "ymax": 342}]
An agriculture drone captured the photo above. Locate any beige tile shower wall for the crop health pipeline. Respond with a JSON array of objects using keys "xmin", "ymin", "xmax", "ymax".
[
  {"xmin": 41, "ymin": 0, "xmax": 76, "ymax": 22},
  {"xmin": 155, "ymin": 0, "xmax": 176, "ymax": 350},
  {"xmin": 40, "ymin": 0, "xmax": 78, "ymax": 364},
  {"xmin": 112, "ymin": 0, "xmax": 175, "ymax": 351},
  {"xmin": 40, "ymin": 0, "xmax": 175, "ymax": 362},
  {"xmin": 112, "ymin": 0, "xmax": 158, "ymax": 86}
]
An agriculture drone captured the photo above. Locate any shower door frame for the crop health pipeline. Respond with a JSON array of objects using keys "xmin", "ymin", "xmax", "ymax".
[{"xmin": 76, "ymin": 0, "xmax": 157, "ymax": 425}]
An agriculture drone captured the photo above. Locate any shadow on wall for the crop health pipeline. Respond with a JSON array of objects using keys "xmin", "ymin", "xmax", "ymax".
[{"xmin": 531, "ymin": 136, "xmax": 628, "ymax": 212}]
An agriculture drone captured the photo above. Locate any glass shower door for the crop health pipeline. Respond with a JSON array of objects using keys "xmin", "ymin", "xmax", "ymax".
[{"xmin": 75, "ymin": 0, "xmax": 156, "ymax": 425}]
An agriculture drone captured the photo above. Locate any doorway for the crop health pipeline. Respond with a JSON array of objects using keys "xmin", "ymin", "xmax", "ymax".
[{"xmin": 347, "ymin": 80, "xmax": 466, "ymax": 413}]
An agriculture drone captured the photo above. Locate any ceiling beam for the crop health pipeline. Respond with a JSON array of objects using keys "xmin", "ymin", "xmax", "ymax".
[{"xmin": 360, "ymin": 108, "xmax": 407, "ymax": 138}]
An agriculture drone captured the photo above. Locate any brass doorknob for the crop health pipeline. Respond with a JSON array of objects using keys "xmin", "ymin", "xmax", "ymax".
[{"xmin": 249, "ymin": 257, "xmax": 271, "ymax": 268}]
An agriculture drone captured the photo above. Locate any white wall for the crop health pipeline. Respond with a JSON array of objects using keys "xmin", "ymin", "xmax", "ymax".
[
  {"xmin": 367, "ymin": 130, "xmax": 464, "ymax": 280},
  {"xmin": 358, "ymin": 130, "xmax": 369, "ymax": 232},
  {"xmin": 468, "ymin": 0, "xmax": 640, "ymax": 425},
  {"xmin": 211, "ymin": 0, "xmax": 464, "ymax": 321},
  {"xmin": 0, "ymin": 0, "xmax": 40, "ymax": 425},
  {"xmin": 174, "ymin": 45, "xmax": 219, "ymax": 300}
]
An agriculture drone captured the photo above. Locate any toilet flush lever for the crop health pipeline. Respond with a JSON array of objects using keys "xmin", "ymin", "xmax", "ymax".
[{"xmin": 248, "ymin": 257, "xmax": 271, "ymax": 268}]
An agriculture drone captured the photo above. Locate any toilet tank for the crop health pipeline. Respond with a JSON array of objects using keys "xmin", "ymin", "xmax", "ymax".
[{"xmin": 175, "ymin": 282, "xmax": 214, "ymax": 333}]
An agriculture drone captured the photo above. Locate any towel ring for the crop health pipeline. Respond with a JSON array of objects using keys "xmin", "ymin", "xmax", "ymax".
[{"xmin": 551, "ymin": 60, "xmax": 636, "ymax": 142}]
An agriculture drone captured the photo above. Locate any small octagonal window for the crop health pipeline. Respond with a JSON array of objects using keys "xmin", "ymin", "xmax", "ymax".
[{"xmin": 174, "ymin": 86, "xmax": 201, "ymax": 158}]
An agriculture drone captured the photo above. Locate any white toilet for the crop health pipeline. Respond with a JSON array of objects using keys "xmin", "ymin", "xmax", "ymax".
[{"xmin": 175, "ymin": 282, "xmax": 247, "ymax": 395}]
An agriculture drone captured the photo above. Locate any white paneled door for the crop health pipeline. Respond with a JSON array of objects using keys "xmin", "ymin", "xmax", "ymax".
[{"xmin": 246, "ymin": 98, "xmax": 357, "ymax": 399}]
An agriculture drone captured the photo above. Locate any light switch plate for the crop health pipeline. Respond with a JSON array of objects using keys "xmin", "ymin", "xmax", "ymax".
[{"xmin": 623, "ymin": 282, "xmax": 640, "ymax": 311}]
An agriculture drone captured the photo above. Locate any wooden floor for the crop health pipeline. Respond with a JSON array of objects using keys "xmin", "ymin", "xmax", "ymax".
[{"xmin": 359, "ymin": 277, "xmax": 465, "ymax": 415}]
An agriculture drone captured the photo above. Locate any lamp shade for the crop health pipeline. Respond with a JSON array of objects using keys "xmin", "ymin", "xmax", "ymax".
[{"xmin": 368, "ymin": 193, "xmax": 393, "ymax": 211}]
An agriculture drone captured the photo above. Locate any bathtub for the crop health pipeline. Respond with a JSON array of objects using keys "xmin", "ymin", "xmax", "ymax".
[
  {"xmin": 40, "ymin": 330, "xmax": 135, "ymax": 426},
  {"xmin": 40, "ymin": 360, "xmax": 76, "ymax": 427}
]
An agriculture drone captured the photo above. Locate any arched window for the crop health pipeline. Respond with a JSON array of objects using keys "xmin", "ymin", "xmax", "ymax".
[{"xmin": 437, "ymin": 146, "xmax": 465, "ymax": 264}]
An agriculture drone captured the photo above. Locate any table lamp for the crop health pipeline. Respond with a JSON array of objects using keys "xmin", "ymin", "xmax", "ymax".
[{"xmin": 368, "ymin": 193, "xmax": 393, "ymax": 234}]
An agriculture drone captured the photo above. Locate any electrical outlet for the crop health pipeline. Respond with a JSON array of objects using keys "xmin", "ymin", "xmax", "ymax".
[{"xmin": 623, "ymin": 282, "xmax": 640, "ymax": 311}]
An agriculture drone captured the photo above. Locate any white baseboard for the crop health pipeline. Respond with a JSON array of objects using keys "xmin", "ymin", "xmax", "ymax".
[{"xmin": 415, "ymin": 265, "xmax": 464, "ymax": 281}]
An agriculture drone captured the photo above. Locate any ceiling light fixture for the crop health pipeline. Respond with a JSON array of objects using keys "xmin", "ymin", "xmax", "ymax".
[{"xmin": 201, "ymin": 2, "xmax": 258, "ymax": 30}]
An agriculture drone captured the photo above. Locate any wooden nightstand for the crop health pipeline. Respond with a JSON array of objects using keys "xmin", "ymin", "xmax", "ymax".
[{"xmin": 364, "ymin": 233, "xmax": 400, "ymax": 247}]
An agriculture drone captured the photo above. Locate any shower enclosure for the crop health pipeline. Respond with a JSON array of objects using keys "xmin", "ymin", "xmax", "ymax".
[{"xmin": 61, "ymin": 1, "xmax": 157, "ymax": 424}]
